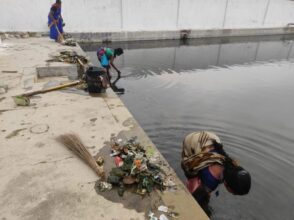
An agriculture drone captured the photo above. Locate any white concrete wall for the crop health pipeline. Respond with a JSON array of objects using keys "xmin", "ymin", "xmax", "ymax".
[{"xmin": 1, "ymin": 0, "xmax": 294, "ymax": 32}]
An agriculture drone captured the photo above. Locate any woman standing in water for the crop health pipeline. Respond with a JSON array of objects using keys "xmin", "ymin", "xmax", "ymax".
[{"xmin": 181, "ymin": 131, "xmax": 251, "ymax": 216}]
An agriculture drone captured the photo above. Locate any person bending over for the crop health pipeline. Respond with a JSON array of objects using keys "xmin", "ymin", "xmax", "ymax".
[
  {"xmin": 181, "ymin": 131, "xmax": 251, "ymax": 216},
  {"xmin": 97, "ymin": 47, "xmax": 123, "ymax": 84}
]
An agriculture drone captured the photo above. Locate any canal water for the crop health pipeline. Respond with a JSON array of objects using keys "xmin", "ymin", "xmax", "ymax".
[{"xmin": 81, "ymin": 35, "xmax": 294, "ymax": 220}]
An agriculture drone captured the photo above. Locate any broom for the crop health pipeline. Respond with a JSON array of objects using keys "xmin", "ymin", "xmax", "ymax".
[
  {"xmin": 13, "ymin": 81, "xmax": 81, "ymax": 106},
  {"xmin": 56, "ymin": 133, "xmax": 105, "ymax": 178}
]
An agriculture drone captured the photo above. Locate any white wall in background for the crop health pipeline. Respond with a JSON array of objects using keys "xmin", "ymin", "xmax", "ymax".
[
  {"xmin": 178, "ymin": 0, "xmax": 226, "ymax": 29},
  {"xmin": 224, "ymin": 0, "xmax": 269, "ymax": 28},
  {"xmin": 1, "ymin": 0, "xmax": 294, "ymax": 32},
  {"xmin": 122, "ymin": 0, "xmax": 178, "ymax": 30}
]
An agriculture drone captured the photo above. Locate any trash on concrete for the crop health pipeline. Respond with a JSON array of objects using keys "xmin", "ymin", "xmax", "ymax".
[
  {"xmin": 114, "ymin": 156, "xmax": 124, "ymax": 167},
  {"xmin": 117, "ymin": 183, "xmax": 125, "ymax": 197},
  {"xmin": 104, "ymin": 137, "xmax": 166, "ymax": 197},
  {"xmin": 94, "ymin": 180, "xmax": 112, "ymax": 192},
  {"xmin": 148, "ymin": 211, "xmax": 158, "ymax": 220},
  {"xmin": 167, "ymin": 211, "xmax": 179, "ymax": 218},
  {"xmin": 158, "ymin": 205, "xmax": 169, "ymax": 213},
  {"xmin": 13, "ymin": 95, "xmax": 30, "ymax": 106},
  {"xmin": 47, "ymin": 51, "xmax": 88, "ymax": 65},
  {"xmin": 159, "ymin": 214, "xmax": 169, "ymax": 220},
  {"xmin": 122, "ymin": 175, "xmax": 136, "ymax": 185},
  {"xmin": 61, "ymin": 38, "xmax": 77, "ymax": 47},
  {"xmin": 47, "ymin": 51, "xmax": 88, "ymax": 79},
  {"xmin": 96, "ymin": 156, "xmax": 104, "ymax": 166},
  {"xmin": 158, "ymin": 205, "xmax": 179, "ymax": 218},
  {"xmin": 163, "ymin": 176, "xmax": 177, "ymax": 191}
]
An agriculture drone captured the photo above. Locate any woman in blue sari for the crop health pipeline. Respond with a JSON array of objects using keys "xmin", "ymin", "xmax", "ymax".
[{"xmin": 48, "ymin": 0, "xmax": 64, "ymax": 42}]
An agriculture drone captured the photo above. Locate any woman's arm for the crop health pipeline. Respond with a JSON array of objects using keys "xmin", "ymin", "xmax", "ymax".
[{"xmin": 110, "ymin": 57, "xmax": 120, "ymax": 73}]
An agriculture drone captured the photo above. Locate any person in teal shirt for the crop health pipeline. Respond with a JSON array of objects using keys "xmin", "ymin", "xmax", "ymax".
[{"xmin": 97, "ymin": 47, "xmax": 124, "ymax": 84}]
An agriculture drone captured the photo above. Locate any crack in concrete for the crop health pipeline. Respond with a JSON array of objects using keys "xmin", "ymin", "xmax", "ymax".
[{"xmin": 32, "ymin": 156, "xmax": 74, "ymax": 165}]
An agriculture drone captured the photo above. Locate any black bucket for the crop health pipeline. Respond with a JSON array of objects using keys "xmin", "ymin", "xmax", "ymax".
[{"xmin": 85, "ymin": 66, "xmax": 107, "ymax": 93}]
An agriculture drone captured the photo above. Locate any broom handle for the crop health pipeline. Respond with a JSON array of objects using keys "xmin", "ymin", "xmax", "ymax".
[
  {"xmin": 23, "ymin": 81, "xmax": 81, "ymax": 97},
  {"xmin": 54, "ymin": 24, "xmax": 64, "ymax": 42},
  {"xmin": 77, "ymin": 58, "xmax": 85, "ymax": 67}
]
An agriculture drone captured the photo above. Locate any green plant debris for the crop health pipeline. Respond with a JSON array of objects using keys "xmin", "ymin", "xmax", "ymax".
[
  {"xmin": 98, "ymin": 137, "xmax": 166, "ymax": 197},
  {"xmin": 13, "ymin": 96, "xmax": 30, "ymax": 106}
]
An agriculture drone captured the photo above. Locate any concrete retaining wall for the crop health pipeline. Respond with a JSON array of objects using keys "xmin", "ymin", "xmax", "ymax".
[{"xmin": 1, "ymin": 0, "xmax": 294, "ymax": 40}]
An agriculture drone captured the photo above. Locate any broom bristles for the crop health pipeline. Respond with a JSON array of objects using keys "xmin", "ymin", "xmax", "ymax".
[{"xmin": 56, "ymin": 133, "xmax": 104, "ymax": 177}]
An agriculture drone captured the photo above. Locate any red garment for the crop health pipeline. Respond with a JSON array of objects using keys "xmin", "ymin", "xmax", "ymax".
[{"xmin": 186, "ymin": 176, "xmax": 201, "ymax": 193}]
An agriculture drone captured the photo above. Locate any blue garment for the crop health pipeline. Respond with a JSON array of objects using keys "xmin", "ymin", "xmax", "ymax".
[
  {"xmin": 100, "ymin": 54, "xmax": 109, "ymax": 68},
  {"xmin": 48, "ymin": 4, "xmax": 63, "ymax": 41},
  {"xmin": 97, "ymin": 48, "xmax": 114, "ymax": 68},
  {"xmin": 199, "ymin": 167, "xmax": 222, "ymax": 192}
]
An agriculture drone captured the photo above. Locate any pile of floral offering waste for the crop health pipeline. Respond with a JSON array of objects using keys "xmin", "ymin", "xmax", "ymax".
[
  {"xmin": 47, "ymin": 51, "xmax": 88, "ymax": 64},
  {"xmin": 96, "ymin": 137, "xmax": 167, "ymax": 197}
]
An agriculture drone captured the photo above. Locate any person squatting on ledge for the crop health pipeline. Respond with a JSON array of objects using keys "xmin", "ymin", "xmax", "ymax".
[{"xmin": 181, "ymin": 131, "xmax": 251, "ymax": 216}]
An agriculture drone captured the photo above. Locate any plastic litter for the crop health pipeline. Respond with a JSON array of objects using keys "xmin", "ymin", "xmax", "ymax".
[
  {"xmin": 96, "ymin": 156, "xmax": 104, "ymax": 166},
  {"xmin": 148, "ymin": 211, "xmax": 158, "ymax": 220},
  {"xmin": 159, "ymin": 214, "xmax": 169, "ymax": 220},
  {"xmin": 158, "ymin": 205, "xmax": 168, "ymax": 213},
  {"xmin": 115, "ymin": 156, "xmax": 123, "ymax": 167},
  {"xmin": 104, "ymin": 137, "xmax": 166, "ymax": 196},
  {"xmin": 167, "ymin": 211, "xmax": 179, "ymax": 218},
  {"xmin": 95, "ymin": 181, "xmax": 112, "ymax": 192}
]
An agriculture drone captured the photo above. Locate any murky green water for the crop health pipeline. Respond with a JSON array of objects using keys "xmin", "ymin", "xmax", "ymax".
[{"xmin": 82, "ymin": 35, "xmax": 294, "ymax": 220}]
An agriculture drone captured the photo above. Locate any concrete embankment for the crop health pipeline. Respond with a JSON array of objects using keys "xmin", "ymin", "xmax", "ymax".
[{"xmin": 0, "ymin": 37, "xmax": 208, "ymax": 220}]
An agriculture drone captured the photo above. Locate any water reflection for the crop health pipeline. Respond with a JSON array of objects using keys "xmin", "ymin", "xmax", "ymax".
[
  {"xmin": 82, "ymin": 34, "xmax": 294, "ymax": 79},
  {"xmin": 110, "ymin": 74, "xmax": 125, "ymax": 95}
]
